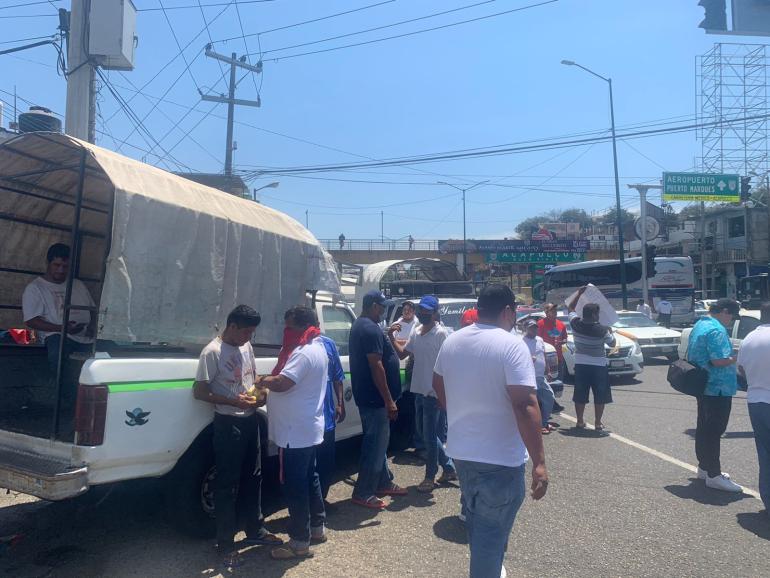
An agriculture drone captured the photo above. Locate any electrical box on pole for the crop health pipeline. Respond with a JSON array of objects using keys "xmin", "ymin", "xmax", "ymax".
[
  {"xmin": 698, "ymin": 0, "xmax": 770, "ymax": 36},
  {"xmin": 88, "ymin": 0, "xmax": 137, "ymax": 70}
]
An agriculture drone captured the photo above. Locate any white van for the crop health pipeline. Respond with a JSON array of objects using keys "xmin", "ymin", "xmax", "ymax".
[{"xmin": 0, "ymin": 133, "xmax": 360, "ymax": 537}]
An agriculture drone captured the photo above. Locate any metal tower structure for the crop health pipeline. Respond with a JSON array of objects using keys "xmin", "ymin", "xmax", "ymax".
[{"xmin": 696, "ymin": 43, "xmax": 769, "ymax": 177}]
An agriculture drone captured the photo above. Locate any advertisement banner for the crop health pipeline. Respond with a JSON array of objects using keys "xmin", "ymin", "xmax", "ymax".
[
  {"xmin": 486, "ymin": 252, "xmax": 586, "ymax": 264},
  {"xmin": 439, "ymin": 239, "xmax": 590, "ymax": 254}
]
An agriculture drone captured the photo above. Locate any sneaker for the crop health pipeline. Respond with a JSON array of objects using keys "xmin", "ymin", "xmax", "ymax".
[
  {"xmin": 501, "ymin": 566, "xmax": 507, "ymax": 578},
  {"xmin": 705, "ymin": 473, "xmax": 742, "ymax": 493},
  {"xmin": 698, "ymin": 467, "xmax": 730, "ymax": 480},
  {"xmin": 458, "ymin": 512, "xmax": 466, "ymax": 523}
]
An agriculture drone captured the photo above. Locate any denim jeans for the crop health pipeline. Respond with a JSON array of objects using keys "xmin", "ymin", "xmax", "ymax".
[
  {"xmin": 415, "ymin": 394, "xmax": 454, "ymax": 480},
  {"xmin": 413, "ymin": 392, "xmax": 425, "ymax": 450},
  {"xmin": 281, "ymin": 445, "xmax": 326, "ymax": 546},
  {"xmin": 353, "ymin": 406, "xmax": 393, "ymax": 499},
  {"xmin": 536, "ymin": 376, "xmax": 554, "ymax": 428},
  {"xmin": 748, "ymin": 402, "xmax": 770, "ymax": 511},
  {"xmin": 316, "ymin": 428, "xmax": 336, "ymax": 500},
  {"xmin": 455, "ymin": 459, "xmax": 526, "ymax": 578},
  {"xmin": 212, "ymin": 413, "xmax": 265, "ymax": 554}
]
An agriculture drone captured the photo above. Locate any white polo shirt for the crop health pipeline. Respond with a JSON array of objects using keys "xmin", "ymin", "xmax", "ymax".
[
  {"xmin": 267, "ymin": 337, "xmax": 329, "ymax": 449},
  {"xmin": 405, "ymin": 323, "xmax": 448, "ymax": 397},
  {"xmin": 434, "ymin": 323, "xmax": 537, "ymax": 468},
  {"xmin": 737, "ymin": 324, "xmax": 770, "ymax": 405}
]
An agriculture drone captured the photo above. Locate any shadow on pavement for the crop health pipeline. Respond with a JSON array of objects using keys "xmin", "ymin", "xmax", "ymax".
[
  {"xmin": 557, "ymin": 427, "xmax": 610, "ymax": 439},
  {"xmin": 683, "ymin": 428, "xmax": 755, "ymax": 439},
  {"xmin": 385, "ymin": 489, "xmax": 438, "ymax": 513},
  {"xmin": 392, "ymin": 450, "xmax": 425, "ymax": 466},
  {"xmin": 433, "ymin": 515, "xmax": 468, "ymax": 545},
  {"xmin": 664, "ymin": 479, "xmax": 752, "ymax": 506},
  {"xmin": 736, "ymin": 511, "xmax": 770, "ymax": 540},
  {"xmin": 322, "ymin": 499, "xmax": 382, "ymax": 532}
]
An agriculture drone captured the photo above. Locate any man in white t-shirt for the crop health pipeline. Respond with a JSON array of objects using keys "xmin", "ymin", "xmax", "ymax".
[
  {"xmin": 390, "ymin": 295, "xmax": 455, "ymax": 492},
  {"xmin": 22, "ymin": 243, "xmax": 96, "ymax": 368},
  {"xmin": 656, "ymin": 298, "xmax": 673, "ymax": 328},
  {"xmin": 523, "ymin": 319, "xmax": 555, "ymax": 435},
  {"xmin": 193, "ymin": 305, "xmax": 282, "ymax": 569},
  {"xmin": 433, "ymin": 284, "xmax": 547, "ymax": 578},
  {"xmin": 394, "ymin": 301, "xmax": 416, "ymax": 342},
  {"xmin": 636, "ymin": 299, "xmax": 652, "ymax": 319},
  {"xmin": 261, "ymin": 306, "xmax": 329, "ymax": 560},
  {"xmin": 737, "ymin": 302, "xmax": 770, "ymax": 514}
]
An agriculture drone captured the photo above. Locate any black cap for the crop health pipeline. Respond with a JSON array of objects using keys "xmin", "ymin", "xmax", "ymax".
[
  {"xmin": 711, "ymin": 298, "xmax": 740, "ymax": 315},
  {"xmin": 477, "ymin": 284, "xmax": 516, "ymax": 318}
]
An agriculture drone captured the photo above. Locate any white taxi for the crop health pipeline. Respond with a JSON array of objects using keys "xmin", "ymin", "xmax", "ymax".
[{"xmin": 613, "ymin": 311, "xmax": 681, "ymax": 361}]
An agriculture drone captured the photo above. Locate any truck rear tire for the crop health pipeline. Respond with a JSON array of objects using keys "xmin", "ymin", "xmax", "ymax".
[{"xmin": 165, "ymin": 432, "xmax": 217, "ymax": 539}]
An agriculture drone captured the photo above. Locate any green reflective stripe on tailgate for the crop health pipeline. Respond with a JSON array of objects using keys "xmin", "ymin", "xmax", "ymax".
[{"xmin": 108, "ymin": 379, "xmax": 194, "ymax": 393}]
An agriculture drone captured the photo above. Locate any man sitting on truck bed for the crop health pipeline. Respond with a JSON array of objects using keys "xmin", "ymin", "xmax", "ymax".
[
  {"xmin": 22, "ymin": 243, "xmax": 95, "ymax": 400},
  {"xmin": 193, "ymin": 305, "xmax": 282, "ymax": 570}
]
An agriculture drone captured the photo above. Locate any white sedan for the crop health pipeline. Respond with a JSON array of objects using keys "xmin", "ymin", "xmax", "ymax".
[
  {"xmin": 613, "ymin": 311, "xmax": 681, "ymax": 361},
  {"xmin": 518, "ymin": 313, "xmax": 644, "ymax": 381}
]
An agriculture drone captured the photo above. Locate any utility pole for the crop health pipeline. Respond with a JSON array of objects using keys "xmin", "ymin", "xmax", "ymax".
[
  {"xmin": 305, "ymin": 210, "xmax": 309, "ymax": 228},
  {"xmin": 628, "ymin": 184, "xmax": 662, "ymax": 306},
  {"xmin": 65, "ymin": 0, "xmax": 96, "ymax": 142},
  {"xmin": 700, "ymin": 201, "xmax": 708, "ymax": 298},
  {"xmin": 201, "ymin": 47, "xmax": 262, "ymax": 176},
  {"xmin": 380, "ymin": 211, "xmax": 384, "ymax": 242}
]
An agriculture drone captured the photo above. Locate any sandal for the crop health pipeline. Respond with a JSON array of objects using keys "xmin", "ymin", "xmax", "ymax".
[
  {"xmin": 376, "ymin": 483, "xmax": 408, "ymax": 497},
  {"xmin": 437, "ymin": 470, "xmax": 458, "ymax": 484},
  {"xmin": 242, "ymin": 531, "xmax": 283, "ymax": 546},
  {"xmin": 595, "ymin": 423, "xmax": 606, "ymax": 432},
  {"xmin": 270, "ymin": 545, "xmax": 313, "ymax": 560},
  {"xmin": 417, "ymin": 478, "xmax": 436, "ymax": 493},
  {"xmin": 541, "ymin": 427, "xmax": 551, "ymax": 435},
  {"xmin": 351, "ymin": 495, "xmax": 387, "ymax": 510},
  {"xmin": 576, "ymin": 422, "xmax": 587, "ymax": 429}
]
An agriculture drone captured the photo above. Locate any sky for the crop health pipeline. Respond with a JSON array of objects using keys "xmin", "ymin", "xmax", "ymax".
[{"xmin": 2, "ymin": 0, "xmax": 769, "ymax": 241}]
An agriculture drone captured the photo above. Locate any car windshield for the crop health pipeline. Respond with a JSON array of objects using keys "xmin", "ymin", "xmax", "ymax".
[
  {"xmin": 439, "ymin": 300, "xmax": 478, "ymax": 331},
  {"xmin": 613, "ymin": 313, "xmax": 659, "ymax": 328}
]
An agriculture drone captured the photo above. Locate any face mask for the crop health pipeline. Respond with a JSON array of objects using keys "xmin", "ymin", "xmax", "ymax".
[
  {"xmin": 282, "ymin": 327, "xmax": 304, "ymax": 347},
  {"xmin": 416, "ymin": 313, "xmax": 433, "ymax": 325}
]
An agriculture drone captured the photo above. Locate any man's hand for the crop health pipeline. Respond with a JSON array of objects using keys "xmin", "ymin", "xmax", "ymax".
[
  {"xmin": 578, "ymin": 285, "xmax": 588, "ymax": 295},
  {"xmin": 335, "ymin": 403, "xmax": 346, "ymax": 423},
  {"xmin": 386, "ymin": 400, "xmax": 398, "ymax": 421},
  {"xmin": 234, "ymin": 393, "xmax": 258, "ymax": 410},
  {"xmin": 530, "ymin": 463, "xmax": 548, "ymax": 500},
  {"xmin": 67, "ymin": 321, "xmax": 86, "ymax": 334},
  {"xmin": 388, "ymin": 323, "xmax": 402, "ymax": 338}
]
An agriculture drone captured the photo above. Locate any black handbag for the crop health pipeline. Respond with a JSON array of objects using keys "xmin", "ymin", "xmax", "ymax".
[{"xmin": 667, "ymin": 359, "xmax": 708, "ymax": 397}]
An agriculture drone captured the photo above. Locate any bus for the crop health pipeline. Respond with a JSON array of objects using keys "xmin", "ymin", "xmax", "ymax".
[
  {"xmin": 534, "ymin": 256, "xmax": 695, "ymax": 325},
  {"xmin": 738, "ymin": 273, "xmax": 769, "ymax": 309}
]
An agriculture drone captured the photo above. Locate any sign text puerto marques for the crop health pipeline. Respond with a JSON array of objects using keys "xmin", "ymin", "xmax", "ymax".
[{"xmin": 662, "ymin": 172, "xmax": 740, "ymax": 202}]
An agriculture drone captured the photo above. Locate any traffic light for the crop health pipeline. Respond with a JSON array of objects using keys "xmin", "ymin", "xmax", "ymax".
[
  {"xmin": 740, "ymin": 176, "xmax": 752, "ymax": 202},
  {"xmin": 698, "ymin": 0, "xmax": 727, "ymax": 31},
  {"xmin": 645, "ymin": 244, "xmax": 656, "ymax": 278}
]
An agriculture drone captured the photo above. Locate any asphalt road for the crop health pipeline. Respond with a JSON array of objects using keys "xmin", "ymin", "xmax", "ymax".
[{"xmin": 1, "ymin": 360, "xmax": 768, "ymax": 577}]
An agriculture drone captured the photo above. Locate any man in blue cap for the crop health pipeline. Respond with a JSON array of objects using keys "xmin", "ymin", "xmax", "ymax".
[
  {"xmin": 349, "ymin": 289, "xmax": 407, "ymax": 509},
  {"xmin": 390, "ymin": 295, "xmax": 456, "ymax": 493}
]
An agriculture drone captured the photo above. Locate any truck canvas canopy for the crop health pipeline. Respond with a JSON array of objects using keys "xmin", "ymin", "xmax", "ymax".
[{"xmin": 0, "ymin": 132, "xmax": 339, "ymax": 347}]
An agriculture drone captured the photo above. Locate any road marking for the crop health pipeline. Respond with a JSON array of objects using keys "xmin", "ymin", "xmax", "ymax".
[{"xmin": 558, "ymin": 412, "xmax": 762, "ymax": 500}]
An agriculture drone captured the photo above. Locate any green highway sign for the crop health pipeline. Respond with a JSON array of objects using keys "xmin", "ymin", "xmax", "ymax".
[
  {"xmin": 663, "ymin": 172, "xmax": 740, "ymax": 202},
  {"xmin": 486, "ymin": 252, "xmax": 585, "ymax": 264}
]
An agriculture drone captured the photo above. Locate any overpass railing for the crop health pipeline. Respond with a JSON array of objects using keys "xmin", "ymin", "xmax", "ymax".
[{"xmin": 321, "ymin": 239, "xmax": 440, "ymax": 252}]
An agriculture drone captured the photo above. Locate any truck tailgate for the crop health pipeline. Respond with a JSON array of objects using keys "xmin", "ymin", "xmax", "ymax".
[{"xmin": 0, "ymin": 443, "xmax": 87, "ymax": 501}]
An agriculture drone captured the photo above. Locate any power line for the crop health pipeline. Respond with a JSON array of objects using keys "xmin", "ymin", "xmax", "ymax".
[
  {"xmin": 258, "ymin": 0, "xmax": 499, "ymax": 56},
  {"xmin": 212, "ymin": 0, "xmax": 396, "ymax": 42},
  {"xmin": 158, "ymin": 0, "xmax": 203, "ymax": 93},
  {"xmin": 233, "ymin": 0, "xmax": 262, "ymax": 98},
  {"xmin": 0, "ymin": 0, "xmax": 60, "ymax": 9},
  {"xmin": 136, "ymin": 0, "xmax": 275, "ymax": 11},
  {"xmin": 0, "ymin": 33, "xmax": 57, "ymax": 45},
  {"xmin": 246, "ymin": 111, "xmax": 770, "ymax": 175},
  {"xmin": 260, "ymin": 0, "xmax": 560, "ymax": 61}
]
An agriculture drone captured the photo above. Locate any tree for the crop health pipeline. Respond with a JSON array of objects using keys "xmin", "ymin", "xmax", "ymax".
[
  {"xmin": 598, "ymin": 206, "xmax": 635, "ymax": 227},
  {"xmin": 559, "ymin": 208, "xmax": 593, "ymax": 229},
  {"xmin": 514, "ymin": 215, "xmax": 544, "ymax": 239}
]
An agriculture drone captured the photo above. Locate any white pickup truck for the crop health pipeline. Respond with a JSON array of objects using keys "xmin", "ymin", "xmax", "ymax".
[{"xmin": 0, "ymin": 133, "xmax": 361, "ymax": 537}]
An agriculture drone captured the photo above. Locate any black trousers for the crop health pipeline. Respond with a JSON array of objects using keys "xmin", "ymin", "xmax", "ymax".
[
  {"xmin": 212, "ymin": 413, "xmax": 264, "ymax": 553},
  {"xmin": 316, "ymin": 428, "xmax": 336, "ymax": 500},
  {"xmin": 658, "ymin": 313, "xmax": 672, "ymax": 328},
  {"xmin": 695, "ymin": 395, "xmax": 732, "ymax": 478}
]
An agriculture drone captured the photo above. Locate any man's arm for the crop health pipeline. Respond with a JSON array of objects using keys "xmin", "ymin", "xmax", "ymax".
[
  {"xmin": 366, "ymin": 352, "xmax": 398, "ymax": 420},
  {"xmin": 567, "ymin": 286, "xmax": 588, "ymax": 313},
  {"xmin": 25, "ymin": 316, "xmax": 80, "ymax": 334},
  {"xmin": 433, "ymin": 373, "xmax": 446, "ymax": 410},
  {"xmin": 193, "ymin": 380, "xmax": 258, "ymax": 409},
  {"xmin": 387, "ymin": 323, "xmax": 410, "ymax": 360},
  {"xmin": 508, "ymin": 384, "xmax": 548, "ymax": 500},
  {"xmin": 333, "ymin": 380, "xmax": 346, "ymax": 422},
  {"xmin": 706, "ymin": 329, "xmax": 736, "ymax": 367},
  {"xmin": 260, "ymin": 373, "xmax": 297, "ymax": 393}
]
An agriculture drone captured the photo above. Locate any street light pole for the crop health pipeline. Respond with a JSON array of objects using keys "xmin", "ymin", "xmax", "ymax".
[
  {"xmin": 562, "ymin": 60, "xmax": 628, "ymax": 309},
  {"xmin": 252, "ymin": 181, "xmax": 279, "ymax": 202},
  {"xmin": 438, "ymin": 180, "xmax": 490, "ymax": 278}
]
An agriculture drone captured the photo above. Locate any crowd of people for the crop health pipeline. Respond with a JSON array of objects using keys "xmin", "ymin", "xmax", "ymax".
[{"xmin": 20, "ymin": 245, "xmax": 769, "ymax": 576}]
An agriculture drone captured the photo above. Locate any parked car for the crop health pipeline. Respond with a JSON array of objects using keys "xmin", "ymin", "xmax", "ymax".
[
  {"xmin": 518, "ymin": 312, "xmax": 644, "ymax": 382},
  {"xmin": 693, "ymin": 299, "xmax": 718, "ymax": 321},
  {"xmin": 613, "ymin": 311, "xmax": 682, "ymax": 361}
]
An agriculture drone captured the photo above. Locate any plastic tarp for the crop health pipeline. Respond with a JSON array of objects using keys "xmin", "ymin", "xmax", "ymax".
[
  {"xmin": 564, "ymin": 284, "xmax": 619, "ymax": 327},
  {"xmin": 0, "ymin": 132, "xmax": 339, "ymax": 346}
]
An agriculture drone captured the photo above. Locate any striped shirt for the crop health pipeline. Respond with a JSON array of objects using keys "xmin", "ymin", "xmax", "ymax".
[{"xmin": 569, "ymin": 312, "xmax": 616, "ymax": 367}]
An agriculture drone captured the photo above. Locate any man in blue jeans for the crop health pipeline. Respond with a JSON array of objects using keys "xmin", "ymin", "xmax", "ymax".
[
  {"xmin": 434, "ymin": 284, "xmax": 548, "ymax": 578},
  {"xmin": 737, "ymin": 301, "xmax": 770, "ymax": 513},
  {"xmin": 349, "ymin": 290, "xmax": 407, "ymax": 509},
  {"xmin": 389, "ymin": 295, "xmax": 456, "ymax": 493}
]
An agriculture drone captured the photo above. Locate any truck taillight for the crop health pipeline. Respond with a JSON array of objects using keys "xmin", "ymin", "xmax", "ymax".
[{"xmin": 75, "ymin": 384, "xmax": 108, "ymax": 446}]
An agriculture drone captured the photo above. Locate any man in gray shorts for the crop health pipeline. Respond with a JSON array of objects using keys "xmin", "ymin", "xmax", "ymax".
[{"xmin": 567, "ymin": 286, "xmax": 616, "ymax": 431}]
